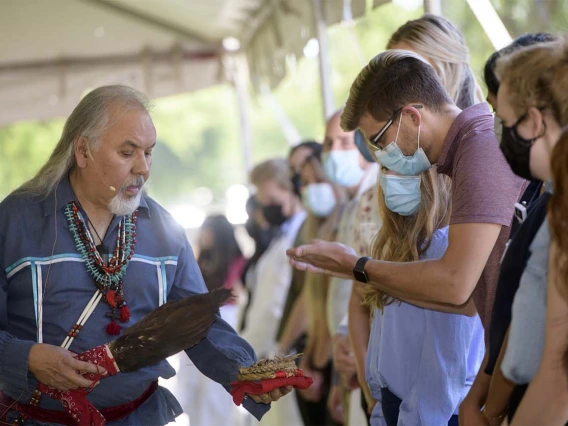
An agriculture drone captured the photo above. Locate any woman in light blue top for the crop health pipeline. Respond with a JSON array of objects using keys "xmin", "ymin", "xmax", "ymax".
[{"xmin": 361, "ymin": 167, "xmax": 485, "ymax": 426}]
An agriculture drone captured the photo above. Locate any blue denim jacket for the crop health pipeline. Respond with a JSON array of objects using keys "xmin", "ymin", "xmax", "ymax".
[{"xmin": 0, "ymin": 177, "xmax": 269, "ymax": 424}]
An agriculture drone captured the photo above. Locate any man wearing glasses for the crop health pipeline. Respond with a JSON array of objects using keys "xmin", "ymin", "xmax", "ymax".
[{"xmin": 286, "ymin": 49, "xmax": 525, "ymax": 421}]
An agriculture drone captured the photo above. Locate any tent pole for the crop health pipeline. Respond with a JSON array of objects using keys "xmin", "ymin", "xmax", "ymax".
[
  {"xmin": 260, "ymin": 84, "xmax": 302, "ymax": 146},
  {"xmin": 466, "ymin": 0, "xmax": 512, "ymax": 50},
  {"xmin": 312, "ymin": 0, "xmax": 335, "ymax": 121},
  {"xmin": 423, "ymin": 0, "xmax": 442, "ymax": 15},
  {"xmin": 230, "ymin": 55, "xmax": 253, "ymax": 174}
]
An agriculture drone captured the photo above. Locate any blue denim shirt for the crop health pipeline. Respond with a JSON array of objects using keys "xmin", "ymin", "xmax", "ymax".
[
  {"xmin": 0, "ymin": 177, "xmax": 269, "ymax": 425},
  {"xmin": 366, "ymin": 227, "xmax": 485, "ymax": 426}
]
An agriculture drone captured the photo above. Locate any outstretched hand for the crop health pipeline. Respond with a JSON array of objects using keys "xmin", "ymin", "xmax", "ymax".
[{"xmin": 286, "ymin": 240, "xmax": 358, "ymax": 280}]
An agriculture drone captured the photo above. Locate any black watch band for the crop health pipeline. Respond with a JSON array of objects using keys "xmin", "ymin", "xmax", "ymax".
[{"xmin": 353, "ymin": 256, "xmax": 372, "ymax": 283}]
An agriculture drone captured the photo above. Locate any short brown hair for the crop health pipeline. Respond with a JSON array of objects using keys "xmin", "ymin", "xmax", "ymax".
[
  {"xmin": 496, "ymin": 37, "xmax": 568, "ymax": 126},
  {"xmin": 341, "ymin": 50, "xmax": 452, "ymax": 131},
  {"xmin": 250, "ymin": 158, "xmax": 293, "ymax": 192}
]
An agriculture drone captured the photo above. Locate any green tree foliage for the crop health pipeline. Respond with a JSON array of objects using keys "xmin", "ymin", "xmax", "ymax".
[{"xmin": 1, "ymin": 1, "xmax": 563, "ymax": 206}]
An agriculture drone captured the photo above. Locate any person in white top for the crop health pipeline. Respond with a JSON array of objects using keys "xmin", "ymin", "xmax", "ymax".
[{"xmin": 241, "ymin": 158, "xmax": 307, "ymax": 426}]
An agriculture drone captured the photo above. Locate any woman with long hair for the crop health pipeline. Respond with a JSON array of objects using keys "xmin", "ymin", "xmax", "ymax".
[
  {"xmin": 361, "ymin": 167, "xmax": 484, "ymax": 425},
  {"xmin": 198, "ymin": 214, "xmax": 246, "ymax": 295},
  {"xmin": 348, "ymin": 13, "xmax": 484, "ymax": 420},
  {"xmin": 491, "ymin": 36, "xmax": 568, "ymax": 423},
  {"xmin": 292, "ymin": 155, "xmax": 346, "ymax": 426},
  {"xmin": 177, "ymin": 214, "xmax": 247, "ymax": 426}
]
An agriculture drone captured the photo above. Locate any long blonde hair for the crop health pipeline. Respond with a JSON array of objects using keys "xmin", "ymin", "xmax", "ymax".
[
  {"xmin": 17, "ymin": 85, "xmax": 152, "ymax": 197},
  {"xmin": 360, "ymin": 169, "xmax": 452, "ymax": 310},
  {"xmin": 387, "ymin": 14, "xmax": 484, "ymax": 109}
]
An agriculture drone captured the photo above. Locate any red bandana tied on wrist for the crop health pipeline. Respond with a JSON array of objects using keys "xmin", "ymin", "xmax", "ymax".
[
  {"xmin": 28, "ymin": 290, "xmax": 232, "ymax": 426},
  {"xmin": 229, "ymin": 355, "xmax": 313, "ymax": 406},
  {"xmin": 38, "ymin": 345, "xmax": 119, "ymax": 426}
]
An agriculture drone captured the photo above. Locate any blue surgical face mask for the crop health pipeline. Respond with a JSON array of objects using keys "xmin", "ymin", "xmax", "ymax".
[
  {"xmin": 322, "ymin": 150, "xmax": 364, "ymax": 187},
  {"xmin": 379, "ymin": 173, "xmax": 421, "ymax": 216},
  {"xmin": 301, "ymin": 183, "xmax": 336, "ymax": 217},
  {"xmin": 374, "ymin": 116, "xmax": 431, "ymax": 176}
]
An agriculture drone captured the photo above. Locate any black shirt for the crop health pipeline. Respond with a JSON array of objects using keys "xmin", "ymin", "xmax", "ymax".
[{"xmin": 485, "ymin": 188, "xmax": 550, "ymax": 374}]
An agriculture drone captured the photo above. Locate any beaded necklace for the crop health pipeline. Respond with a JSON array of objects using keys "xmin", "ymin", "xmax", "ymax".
[{"xmin": 64, "ymin": 201, "xmax": 138, "ymax": 336}]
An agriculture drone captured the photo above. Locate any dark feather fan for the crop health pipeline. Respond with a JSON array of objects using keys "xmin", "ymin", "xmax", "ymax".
[
  {"xmin": 109, "ymin": 288, "xmax": 232, "ymax": 371},
  {"xmin": 35, "ymin": 289, "xmax": 233, "ymax": 426}
]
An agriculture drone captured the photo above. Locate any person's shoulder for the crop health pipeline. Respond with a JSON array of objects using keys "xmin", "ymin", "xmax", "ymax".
[
  {"xmin": 457, "ymin": 106, "xmax": 498, "ymax": 151},
  {"xmin": 0, "ymin": 190, "xmax": 42, "ymax": 221},
  {"xmin": 432, "ymin": 226, "xmax": 450, "ymax": 243},
  {"xmin": 422, "ymin": 226, "xmax": 450, "ymax": 260}
]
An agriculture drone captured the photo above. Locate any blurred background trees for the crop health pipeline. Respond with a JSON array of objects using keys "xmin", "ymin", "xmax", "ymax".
[{"xmin": 1, "ymin": 0, "xmax": 565, "ymax": 213}]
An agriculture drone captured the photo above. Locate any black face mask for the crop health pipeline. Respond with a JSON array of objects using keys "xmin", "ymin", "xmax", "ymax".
[
  {"xmin": 500, "ymin": 124, "xmax": 535, "ymax": 181},
  {"xmin": 291, "ymin": 174, "xmax": 302, "ymax": 197},
  {"xmin": 262, "ymin": 204, "xmax": 288, "ymax": 227}
]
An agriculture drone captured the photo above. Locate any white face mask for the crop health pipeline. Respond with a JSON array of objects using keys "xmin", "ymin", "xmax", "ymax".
[
  {"xmin": 322, "ymin": 150, "xmax": 364, "ymax": 187},
  {"xmin": 301, "ymin": 183, "xmax": 337, "ymax": 217}
]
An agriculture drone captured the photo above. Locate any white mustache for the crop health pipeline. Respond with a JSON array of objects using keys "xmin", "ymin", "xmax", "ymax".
[{"xmin": 120, "ymin": 177, "xmax": 145, "ymax": 192}]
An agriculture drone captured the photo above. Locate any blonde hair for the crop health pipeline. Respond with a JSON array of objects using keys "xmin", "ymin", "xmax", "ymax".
[
  {"xmin": 341, "ymin": 50, "xmax": 451, "ymax": 130},
  {"xmin": 388, "ymin": 14, "xmax": 484, "ymax": 109},
  {"xmin": 360, "ymin": 169, "xmax": 452, "ymax": 310},
  {"xmin": 496, "ymin": 37, "xmax": 568, "ymax": 125},
  {"xmin": 250, "ymin": 158, "xmax": 293, "ymax": 192},
  {"xmin": 17, "ymin": 85, "xmax": 152, "ymax": 197}
]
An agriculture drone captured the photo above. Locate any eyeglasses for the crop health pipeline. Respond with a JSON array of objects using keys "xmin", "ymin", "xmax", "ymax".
[{"xmin": 368, "ymin": 104, "xmax": 423, "ymax": 150}]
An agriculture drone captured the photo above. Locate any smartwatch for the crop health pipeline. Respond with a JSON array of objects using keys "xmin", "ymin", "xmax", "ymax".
[{"xmin": 353, "ymin": 256, "xmax": 372, "ymax": 283}]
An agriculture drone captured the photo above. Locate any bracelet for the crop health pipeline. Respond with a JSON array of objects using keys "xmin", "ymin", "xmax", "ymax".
[{"xmin": 482, "ymin": 406, "xmax": 508, "ymax": 421}]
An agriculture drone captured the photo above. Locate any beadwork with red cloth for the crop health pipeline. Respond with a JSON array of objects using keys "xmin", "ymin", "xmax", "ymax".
[{"xmin": 230, "ymin": 355, "xmax": 313, "ymax": 406}]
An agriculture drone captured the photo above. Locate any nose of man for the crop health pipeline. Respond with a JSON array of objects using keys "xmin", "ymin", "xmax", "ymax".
[{"xmin": 132, "ymin": 152, "xmax": 151, "ymax": 178}]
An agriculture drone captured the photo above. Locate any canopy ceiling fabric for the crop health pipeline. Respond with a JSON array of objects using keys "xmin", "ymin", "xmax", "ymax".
[{"xmin": 0, "ymin": 0, "xmax": 385, "ymax": 126}]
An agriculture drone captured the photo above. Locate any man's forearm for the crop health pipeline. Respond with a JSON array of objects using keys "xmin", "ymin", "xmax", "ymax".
[{"xmin": 361, "ymin": 256, "xmax": 474, "ymax": 307}]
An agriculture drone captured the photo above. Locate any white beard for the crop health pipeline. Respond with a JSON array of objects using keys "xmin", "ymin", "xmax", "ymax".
[{"xmin": 108, "ymin": 181, "xmax": 147, "ymax": 216}]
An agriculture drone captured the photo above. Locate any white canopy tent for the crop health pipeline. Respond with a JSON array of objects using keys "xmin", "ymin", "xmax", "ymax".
[
  {"xmin": 0, "ymin": 0, "xmax": 389, "ymax": 127},
  {"xmin": 0, "ymin": 0, "xmax": 509, "ymax": 175}
]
